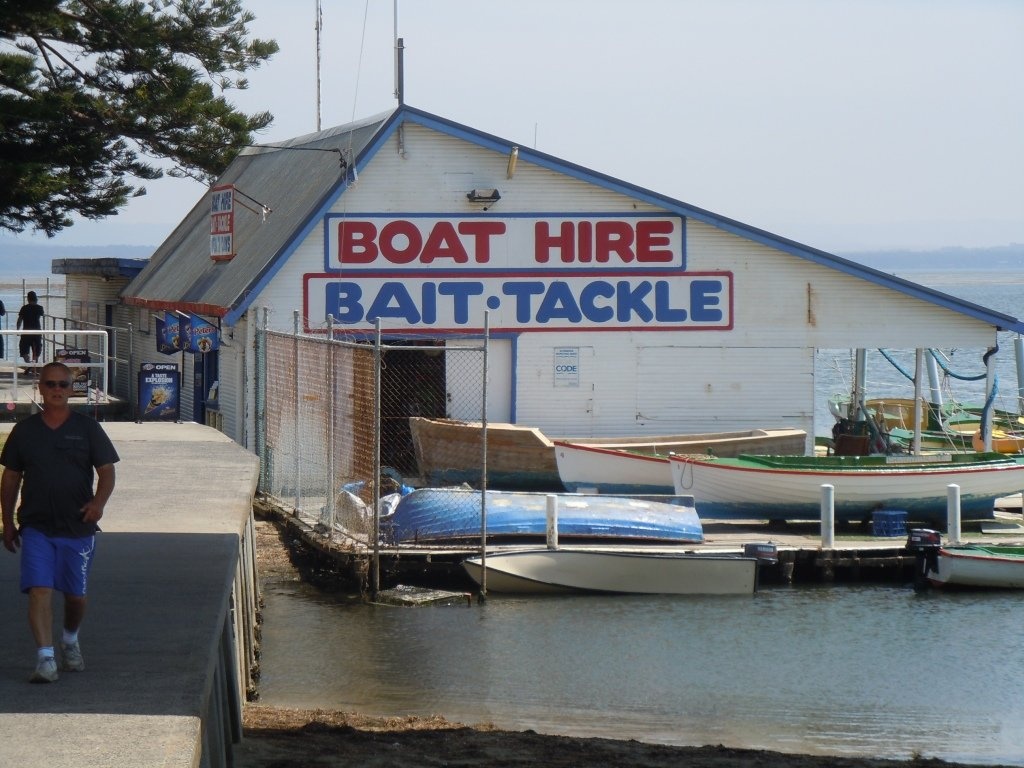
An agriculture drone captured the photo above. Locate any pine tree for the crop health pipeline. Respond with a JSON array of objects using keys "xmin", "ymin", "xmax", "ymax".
[{"xmin": 0, "ymin": 0, "xmax": 278, "ymax": 236}]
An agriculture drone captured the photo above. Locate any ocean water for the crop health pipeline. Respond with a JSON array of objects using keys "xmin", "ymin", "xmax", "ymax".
[
  {"xmin": 814, "ymin": 270, "xmax": 1024, "ymax": 435},
  {"xmin": 257, "ymin": 581, "xmax": 1024, "ymax": 765},
  {"xmin": 251, "ymin": 269, "xmax": 1024, "ymax": 765}
]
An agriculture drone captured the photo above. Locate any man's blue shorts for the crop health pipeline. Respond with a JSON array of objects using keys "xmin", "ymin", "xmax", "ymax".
[{"xmin": 20, "ymin": 527, "xmax": 96, "ymax": 596}]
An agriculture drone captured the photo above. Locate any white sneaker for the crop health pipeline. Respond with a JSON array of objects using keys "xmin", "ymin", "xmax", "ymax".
[
  {"xmin": 30, "ymin": 657, "xmax": 58, "ymax": 683},
  {"xmin": 61, "ymin": 641, "xmax": 85, "ymax": 672}
]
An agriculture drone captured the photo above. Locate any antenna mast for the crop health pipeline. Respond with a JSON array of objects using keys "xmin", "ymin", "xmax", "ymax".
[
  {"xmin": 393, "ymin": 0, "xmax": 403, "ymax": 104},
  {"xmin": 315, "ymin": 0, "xmax": 323, "ymax": 130}
]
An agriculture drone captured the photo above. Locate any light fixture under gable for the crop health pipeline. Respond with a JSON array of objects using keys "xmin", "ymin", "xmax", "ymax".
[{"xmin": 466, "ymin": 188, "xmax": 501, "ymax": 204}]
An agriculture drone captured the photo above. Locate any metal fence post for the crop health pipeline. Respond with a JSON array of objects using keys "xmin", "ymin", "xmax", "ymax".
[
  {"xmin": 292, "ymin": 310, "xmax": 301, "ymax": 515},
  {"xmin": 326, "ymin": 315, "xmax": 336, "ymax": 543},
  {"xmin": 372, "ymin": 318, "xmax": 382, "ymax": 599}
]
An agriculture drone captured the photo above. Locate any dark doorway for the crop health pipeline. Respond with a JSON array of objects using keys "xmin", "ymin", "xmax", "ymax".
[{"xmin": 379, "ymin": 345, "xmax": 446, "ymax": 474}]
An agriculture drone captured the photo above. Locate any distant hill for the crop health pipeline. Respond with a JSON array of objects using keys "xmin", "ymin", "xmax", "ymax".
[
  {"xmin": 0, "ymin": 240, "xmax": 154, "ymax": 279},
  {"xmin": 838, "ymin": 244, "xmax": 1024, "ymax": 272}
]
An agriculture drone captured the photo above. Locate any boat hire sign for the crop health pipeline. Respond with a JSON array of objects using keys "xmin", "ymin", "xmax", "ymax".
[{"xmin": 303, "ymin": 213, "xmax": 733, "ymax": 333}]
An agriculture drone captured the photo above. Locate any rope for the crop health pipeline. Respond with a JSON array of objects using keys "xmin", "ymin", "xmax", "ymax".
[{"xmin": 927, "ymin": 348, "xmax": 988, "ymax": 382}]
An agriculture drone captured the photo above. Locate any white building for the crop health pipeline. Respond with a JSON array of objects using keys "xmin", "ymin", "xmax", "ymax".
[{"xmin": 117, "ymin": 104, "xmax": 1024, "ymax": 456}]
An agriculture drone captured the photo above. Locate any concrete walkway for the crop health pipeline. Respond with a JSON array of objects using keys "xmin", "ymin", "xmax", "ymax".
[{"xmin": 0, "ymin": 421, "xmax": 260, "ymax": 768}]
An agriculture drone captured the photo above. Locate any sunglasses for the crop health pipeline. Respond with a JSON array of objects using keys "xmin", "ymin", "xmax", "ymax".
[{"xmin": 42, "ymin": 380, "xmax": 71, "ymax": 389}]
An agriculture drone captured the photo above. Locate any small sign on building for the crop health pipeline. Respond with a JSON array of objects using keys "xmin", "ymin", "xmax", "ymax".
[
  {"xmin": 210, "ymin": 184, "xmax": 234, "ymax": 261},
  {"xmin": 137, "ymin": 362, "xmax": 181, "ymax": 422},
  {"xmin": 56, "ymin": 349, "xmax": 91, "ymax": 397},
  {"xmin": 553, "ymin": 347, "xmax": 580, "ymax": 388}
]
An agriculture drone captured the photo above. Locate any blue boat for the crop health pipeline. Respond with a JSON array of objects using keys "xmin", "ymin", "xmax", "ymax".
[{"xmin": 387, "ymin": 488, "xmax": 703, "ymax": 545}]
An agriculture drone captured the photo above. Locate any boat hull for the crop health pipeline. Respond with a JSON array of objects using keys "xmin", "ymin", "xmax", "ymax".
[
  {"xmin": 462, "ymin": 549, "xmax": 757, "ymax": 595},
  {"xmin": 930, "ymin": 545, "xmax": 1024, "ymax": 588},
  {"xmin": 669, "ymin": 453, "xmax": 1024, "ymax": 521},
  {"xmin": 553, "ymin": 429, "xmax": 808, "ymax": 494},
  {"xmin": 388, "ymin": 488, "xmax": 704, "ymax": 544}
]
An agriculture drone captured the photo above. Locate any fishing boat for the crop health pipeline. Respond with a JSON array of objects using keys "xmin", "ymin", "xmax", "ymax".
[
  {"xmin": 669, "ymin": 452, "xmax": 1024, "ymax": 522},
  {"xmin": 907, "ymin": 529, "xmax": 1024, "ymax": 588},
  {"xmin": 461, "ymin": 545, "xmax": 777, "ymax": 595},
  {"xmin": 387, "ymin": 487, "xmax": 704, "ymax": 545},
  {"xmin": 410, "ymin": 416, "xmax": 807, "ymax": 491}
]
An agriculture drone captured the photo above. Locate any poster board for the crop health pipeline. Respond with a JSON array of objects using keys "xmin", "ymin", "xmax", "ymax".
[
  {"xmin": 56, "ymin": 349, "xmax": 91, "ymax": 397},
  {"xmin": 137, "ymin": 362, "xmax": 180, "ymax": 422}
]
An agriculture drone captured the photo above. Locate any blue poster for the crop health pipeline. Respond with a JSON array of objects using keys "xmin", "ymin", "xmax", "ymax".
[
  {"xmin": 156, "ymin": 312, "xmax": 181, "ymax": 355},
  {"xmin": 182, "ymin": 312, "xmax": 219, "ymax": 353},
  {"xmin": 137, "ymin": 362, "xmax": 180, "ymax": 421}
]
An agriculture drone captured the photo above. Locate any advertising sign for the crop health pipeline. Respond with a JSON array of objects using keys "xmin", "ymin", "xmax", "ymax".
[
  {"xmin": 155, "ymin": 312, "xmax": 181, "ymax": 355},
  {"xmin": 210, "ymin": 184, "xmax": 234, "ymax": 260},
  {"xmin": 553, "ymin": 347, "xmax": 579, "ymax": 388},
  {"xmin": 56, "ymin": 349, "xmax": 90, "ymax": 397},
  {"xmin": 137, "ymin": 362, "xmax": 180, "ymax": 422},
  {"xmin": 307, "ymin": 213, "xmax": 733, "ymax": 333},
  {"xmin": 181, "ymin": 312, "xmax": 219, "ymax": 353}
]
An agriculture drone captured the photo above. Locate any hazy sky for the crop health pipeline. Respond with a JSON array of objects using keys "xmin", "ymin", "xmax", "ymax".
[{"xmin": 10, "ymin": 0, "xmax": 1023, "ymax": 253}]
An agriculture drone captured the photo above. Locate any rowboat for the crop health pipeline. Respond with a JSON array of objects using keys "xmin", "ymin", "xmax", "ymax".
[
  {"xmin": 410, "ymin": 416, "xmax": 807, "ymax": 491},
  {"xmin": 669, "ymin": 452, "xmax": 1024, "ymax": 522},
  {"xmin": 461, "ymin": 547, "xmax": 775, "ymax": 595},
  {"xmin": 907, "ymin": 529, "xmax": 1024, "ymax": 588},
  {"xmin": 553, "ymin": 429, "xmax": 807, "ymax": 494},
  {"xmin": 387, "ymin": 487, "xmax": 704, "ymax": 545}
]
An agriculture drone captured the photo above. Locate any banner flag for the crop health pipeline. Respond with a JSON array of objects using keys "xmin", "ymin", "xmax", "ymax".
[
  {"xmin": 155, "ymin": 312, "xmax": 181, "ymax": 355},
  {"xmin": 182, "ymin": 312, "xmax": 219, "ymax": 353}
]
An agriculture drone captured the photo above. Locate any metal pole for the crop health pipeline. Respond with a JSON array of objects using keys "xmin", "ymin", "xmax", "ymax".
[
  {"xmin": 293, "ymin": 310, "xmax": 301, "ymax": 514},
  {"xmin": 1015, "ymin": 335, "xmax": 1024, "ymax": 415},
  {"xmin": 912, "ymin": 349, "xmax": 923, "ymax": 455},
  {"xmin": 326, "ymin": 315, "xmax": 335, "ymax": 544},
  {"xmin": 479, "ymin": 312, "xmax": 490, "ymax": 599},
  {"xmin": 372, "ymin": 318, "xmax": 382, "ymax": 599},
  {"xmin": 257, "ymin": 308, "xmax": 269, "ymax": 492}
]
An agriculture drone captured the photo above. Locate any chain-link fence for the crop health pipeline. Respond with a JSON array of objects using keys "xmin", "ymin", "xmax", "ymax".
[{"xmin": 255, "ymin": 316, "xmax": 489, "ymax": 586}]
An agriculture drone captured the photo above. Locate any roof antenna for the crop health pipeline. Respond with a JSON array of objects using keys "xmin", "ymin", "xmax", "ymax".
[
  {"xmin": 393, "ymin": 0, "xmax": 403, "ymax": 104},
  {"xmin": 315, "ymin": 0, "xmax": 323, "ymax": 130}
]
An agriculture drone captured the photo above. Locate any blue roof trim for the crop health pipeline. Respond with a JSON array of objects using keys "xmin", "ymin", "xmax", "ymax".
[{"xmin": 228, "ymin": 104, "xmax": 1024, "ymax": 334}]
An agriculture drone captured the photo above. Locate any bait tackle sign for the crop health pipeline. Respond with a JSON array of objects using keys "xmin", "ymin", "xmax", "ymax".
[{"xmin": 305, "ymin": 213, "xmax": 732, "ymax": 332}]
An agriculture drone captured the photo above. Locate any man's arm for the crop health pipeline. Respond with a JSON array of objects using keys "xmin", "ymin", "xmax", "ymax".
[
  {"xmin": 2, "ymin": 467, "xmax": 23, "ymax": 552},
  {"xmin": 81, "ymin": 463, "xmax": 115, "ymax": 525}
]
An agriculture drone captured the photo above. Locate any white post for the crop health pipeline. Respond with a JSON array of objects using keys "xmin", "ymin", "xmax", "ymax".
[
  {"xmin": 1015, "ymin": 335, "xmax": 1024, "ymax": 415},
  {"xmin": 947, "ymin": 484, "xmax": 962, "ymax": 545},
  {"xmin": 912, "ymin": 349, "xmax": 924, "ymax": 454},
  {"xmin": 546, "ymin": 494, "xmax": 559, "ymax": 550},
  {"xmin": 820, "ymin": 484, "xmax": 835, "ymax": 548}
]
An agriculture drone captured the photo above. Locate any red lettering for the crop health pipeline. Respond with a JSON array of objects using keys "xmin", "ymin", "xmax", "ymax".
[
  {"xmin": 458, "ymin": 221, "xmax": 505, "ymax": 263},
  {"xmin": 338, "ymin": 221, "xmax": 378, "ymax": 263},
  {"xmin": 421, "ymin": 221, "xmax": 469, "ymax": 264},
  {"xmin": 534, "ymin": 221, "xmax": 575, "ymax": 263},
  {"xmin": 635, "ymin": 220, "xmax": 674, "ymax": 263},
  {"xmin": 577, "ymin": 220, "xmax": 592, "ymax": 263},
  {"xmin": 379, "ymin": 220, "xmax": 422, "ymax": 264},
  {"xmin": 595, "ymin": 221, "xmax": 635, "ymax": 263}
]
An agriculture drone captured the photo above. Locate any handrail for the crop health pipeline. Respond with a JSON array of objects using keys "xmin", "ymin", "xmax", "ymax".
[{"xmin": 0, "ymin": 329, "xmax": 110, "ymax": 403}]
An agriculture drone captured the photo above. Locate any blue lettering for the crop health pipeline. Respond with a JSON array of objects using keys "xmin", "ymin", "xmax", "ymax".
[
  {"xmin": 691, "ymin": 279, "xmax": 723, "ymax": 322},
  {"xmin": 579, "ymin": 281, "xmax": 614, "ymax": 322},
  {"xmin": 536, "ymin": 281, "xmax": 582, "ymax": 324},
  {"xmin": 616, "ymin": 280, "xmax": 653, "ymax": 322},
  {"xmin": 438, "ymin": 281, "xmax": 484, "ymax": 325},
  {"xmin": 367, "ymin": 282, "xmax": 421, "ymax": 324},
  {"xmin": 326, "ymin": 282, "xmax": 364, "ymax": 323},
  {"xmin": 654, "ymin": 280, "xmax": 687, "ymax": 322},
  {"xmin": 502, "ymin": 281, "xmax": 546, "ymax": 323}
]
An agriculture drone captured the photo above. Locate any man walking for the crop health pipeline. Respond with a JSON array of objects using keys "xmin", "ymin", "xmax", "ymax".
[{"xmin": 1, "ymin": 361, "xmax": 118, "ymax": 683}]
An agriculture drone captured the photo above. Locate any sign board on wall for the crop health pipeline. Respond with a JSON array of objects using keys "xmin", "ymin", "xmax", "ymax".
[
  {"xmin": 56, "ymin": 349, "xmax": 90, "ymax": 397},
  {"xmin": 137, "ymin": 362, "xmax": 180, "ymax": 422},
  {"xmin": 210, "ymin": 185, "xmax": 234, "ymax": 260},
  {"xmin": 305, "ymin": 213, "xmax": 733, "ymax": 333},
  {"xmin": 553, "ymin": 347, "xmax": 579, "ymax": 387}
]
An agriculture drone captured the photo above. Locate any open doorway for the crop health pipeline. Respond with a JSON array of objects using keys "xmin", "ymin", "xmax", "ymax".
[{"xmin": 379, "ymin": 343, "xmax": 446, "ymax": 474}]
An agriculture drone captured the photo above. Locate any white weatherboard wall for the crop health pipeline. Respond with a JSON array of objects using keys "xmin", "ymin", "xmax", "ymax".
[{"xmin": 251, "ymin": 122, "xmax": 996, "ymax": 444}]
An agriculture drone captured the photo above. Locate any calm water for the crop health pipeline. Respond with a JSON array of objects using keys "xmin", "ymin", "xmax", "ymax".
[
  {"xmin": 254, "ymin": 270, "xmax": 1024, "ymax": 765},
  {"xmin": 257, "ymin": 581, "xmax": 1024, "ymax": 765}
]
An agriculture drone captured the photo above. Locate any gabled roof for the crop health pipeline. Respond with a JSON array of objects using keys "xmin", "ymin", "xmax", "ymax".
[{"xmin": 122, "ymin": 104, "xmax": 1024, "ymax": 334}]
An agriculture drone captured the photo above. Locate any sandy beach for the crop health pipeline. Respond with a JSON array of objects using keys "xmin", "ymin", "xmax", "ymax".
[{"xmin": 236, "ymin": 516, "xmax": 1012, "ymax": 768}]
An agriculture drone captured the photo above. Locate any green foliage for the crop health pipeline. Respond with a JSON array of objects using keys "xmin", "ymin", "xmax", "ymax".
[{"xmin": 0, "ymin": 0, "xmax": 278, "ymax": 236}]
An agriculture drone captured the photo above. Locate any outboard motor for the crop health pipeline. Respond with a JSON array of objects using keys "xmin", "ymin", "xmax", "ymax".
[
  {"xmin": 906, "ymin": 528, "xmax": 942, "ymax": 591},
  {"xmin": 743, "ymin": 542, "xmax": 779, "ymax": 565}
]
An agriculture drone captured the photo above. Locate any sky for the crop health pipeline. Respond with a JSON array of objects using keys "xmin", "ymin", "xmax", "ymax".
[{"xmin": 7, "ymin": 0, "xmax": 1023, "ymax": 254}]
